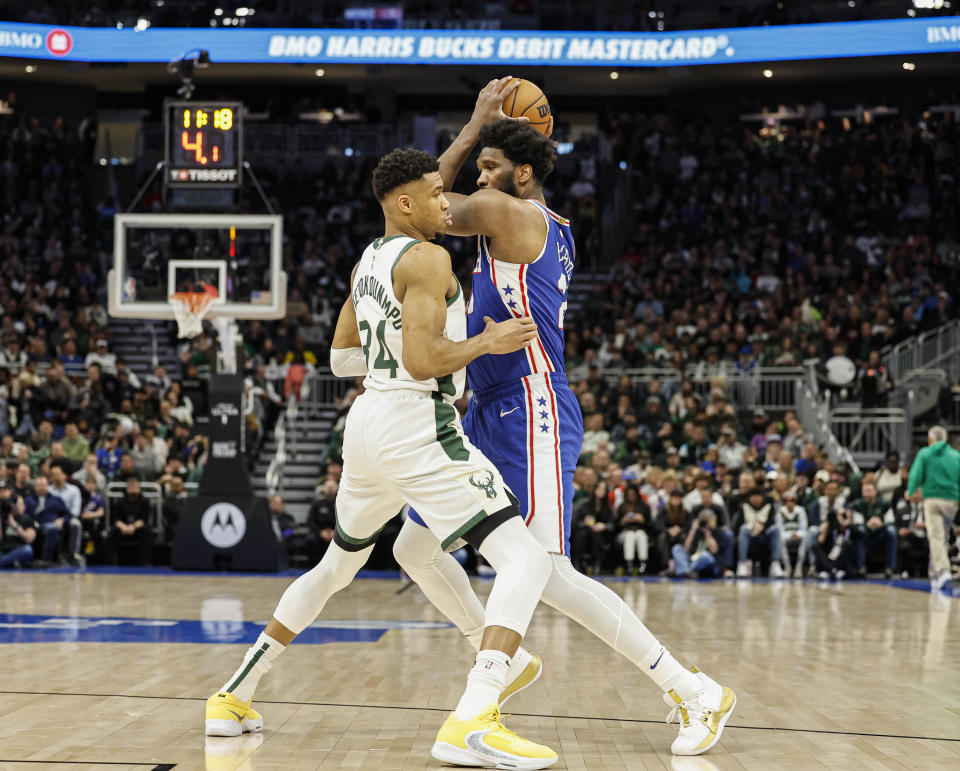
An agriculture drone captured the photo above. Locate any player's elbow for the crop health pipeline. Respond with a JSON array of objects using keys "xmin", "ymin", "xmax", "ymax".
[{"xmin": 403, "ymin": 352, "xmax": 432, "ymax": 381}]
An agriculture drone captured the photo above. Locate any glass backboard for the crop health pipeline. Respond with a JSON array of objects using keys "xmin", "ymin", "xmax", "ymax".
[{"xmin": 107, "ymin": 213, "xmax": 285, "ymax": 320}]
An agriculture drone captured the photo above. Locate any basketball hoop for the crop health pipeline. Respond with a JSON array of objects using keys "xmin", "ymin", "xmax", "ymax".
[{"xmin": 170, "ymin": 285, "xmax": 218, "ymax": 339}]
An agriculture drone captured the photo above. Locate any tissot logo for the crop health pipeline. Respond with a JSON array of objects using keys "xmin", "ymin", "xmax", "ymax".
[
  {"xmin": 200, "ymin": 502, "xmax": 246, "ymax": 549},
  {"xmin": 170, "ymin": 168, "xmax": 238, "ymax": 183},
  {"xmin": 45, "ymin": 28, "xmax": 72, "ymax": 56}
]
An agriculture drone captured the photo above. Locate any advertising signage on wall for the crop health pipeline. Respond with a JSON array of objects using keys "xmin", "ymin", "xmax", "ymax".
[{"xmin": 1, "ymin": 17, "xmax": 960, "ymax": 67}]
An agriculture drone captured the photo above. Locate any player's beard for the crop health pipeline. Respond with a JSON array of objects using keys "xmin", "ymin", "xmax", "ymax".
[{"xmin": 493, "ymin": 177, "xmax": 521, "ymax": 199}]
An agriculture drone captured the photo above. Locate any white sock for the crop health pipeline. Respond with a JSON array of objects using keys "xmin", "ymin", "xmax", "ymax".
[
  {"xmin": 539, "ymin": 553, "xmax": 699, "ymax": 699},
  {"xmin": 639, "ymin": 645, "xmax": 699, "ymax": 700},
  {"xmin": 454, "ymin": 649, "xmax": 510, "ymax": 720},
  {"xmin": 222, "ymin": 632, "xmax": 286, "ymax": 703}
]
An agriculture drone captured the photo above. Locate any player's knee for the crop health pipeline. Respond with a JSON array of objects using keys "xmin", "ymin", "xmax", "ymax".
[
  {"xmin": 392, "ymin": 520, "xmax": 434, "ymax": 573},
  {"xmin": 478, "ymin": 515, "xmax": 551, "ymax": 589},
  {"xmin": 310, "ymin": 544, "xmax": 363, "ymax": 594},
  {"xmin": 523, "ymin": 538, "xmax": 552, "ymax": 588}
]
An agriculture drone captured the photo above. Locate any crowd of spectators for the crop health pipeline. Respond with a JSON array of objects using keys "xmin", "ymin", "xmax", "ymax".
[
  {"xmin": 565, "ymin": 394, "xmax": 946, "ymax": 580},
  {"xmin": 311, "ymin": 107, "xmax": 960, "ymax": 579},
  {"xmin": 0, "ymin": 110, "xmax": 218, "ymax": 566},
  {"xmin": 0, "ymin": 107, "xmax": 388, "ymax": 569},
  {"xmin": 527, "ymin": 108, "xmax": 960, "ymax": 578},
  {"xmin": 562, "ymin": 110, "xmax": 959, "ymax": 383},
  {"xmin": 3, "ymin": 95, "xmax": 960, "ymax": 578}
]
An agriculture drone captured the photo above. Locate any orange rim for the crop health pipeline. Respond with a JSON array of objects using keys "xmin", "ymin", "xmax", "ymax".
[{"xmin": 170, "ymin": 291, "xmax": 217, "ymax": 314}]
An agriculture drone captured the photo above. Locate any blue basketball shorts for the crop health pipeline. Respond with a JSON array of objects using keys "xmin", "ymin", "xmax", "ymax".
[{"xmin": 409, "ymin": 373, "xmax": 583, "ymax": 555}]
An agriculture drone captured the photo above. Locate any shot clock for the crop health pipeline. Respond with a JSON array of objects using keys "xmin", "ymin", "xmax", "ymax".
[{"xmin": 165, "ymin": 101, "xmax": 243, "ymax": 188}]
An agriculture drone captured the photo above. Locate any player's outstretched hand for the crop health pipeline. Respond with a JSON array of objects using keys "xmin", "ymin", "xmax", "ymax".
[
  {"xmin": 471, "ymin": 77, "xmax": 530, "ymax": 127},
  {"xmin": 482, "ymin": 314, "xmax": 537, "ymax": 354}
]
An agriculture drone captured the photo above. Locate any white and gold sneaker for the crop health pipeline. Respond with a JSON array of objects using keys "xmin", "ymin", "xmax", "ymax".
[
  {"xmin": 500, "ymin": 652, "xmax": 542, "ymax": 707},
  {"xmin": 663, "ymin": 667, "xmax": 736, "ymax": 755}
]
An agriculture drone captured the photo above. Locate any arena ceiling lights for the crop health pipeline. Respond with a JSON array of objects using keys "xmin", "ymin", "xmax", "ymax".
[{"xmin": 1, "ymin": 17, "xmax": 960, "ymax": 67}]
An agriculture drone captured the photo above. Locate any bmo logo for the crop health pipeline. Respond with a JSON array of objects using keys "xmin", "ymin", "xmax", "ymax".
[{"xmin": 45, "ymin": 29, "xmax": 73, "ymax": 57}]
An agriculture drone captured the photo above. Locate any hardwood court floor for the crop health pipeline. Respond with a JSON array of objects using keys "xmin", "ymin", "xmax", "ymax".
[{"xmin": 0, "ymin": 569, "xmax": 958, "ymax": 770}]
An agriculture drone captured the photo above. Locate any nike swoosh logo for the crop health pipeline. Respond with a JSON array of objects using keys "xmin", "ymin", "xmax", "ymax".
[
  {"xmin": 650, "ymin": 650, "xmax": 664, "ymax": 669},
  {"xmin": 500, "ymin": 407, "xmax": 520, "ymax": 418},
  {"xmin": 465, "ymin": 730, "xmax": 515, "ymax": 761},
  {"xmin": 228, "ymin": 709, "xmax": 244, "ymax": 720}
]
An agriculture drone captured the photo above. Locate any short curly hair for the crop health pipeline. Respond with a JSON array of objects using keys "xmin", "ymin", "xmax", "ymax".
[
  {"xmin": 478, "ymin": 120, "xmax": 556, "ymax": 184},
  {"xmin": 371, "ymin": 148, "xmax": 439, "ymax": 201}
]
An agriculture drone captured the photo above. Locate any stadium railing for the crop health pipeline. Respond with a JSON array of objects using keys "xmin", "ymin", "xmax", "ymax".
[
  {"xmin": 302, "ymin": 369, "xmax": 353, "ymax": 413},
  {"xmin": 827, "ymin": 407, "xmax": 911, "ymax": 469},
  {"xmin": 265, "ymin": 394, "xmax": 298, "ymax": 498},
  {"xmin": 884, "ymin": 319, "xmax": 960, "ymax": 384},
  {"xmin": 796, "ymin": 381, "xmax": 859, "ymax": 472},
  {"xmin": 598, "ymin": 365, "xmax": 808, "ymax": 414}
]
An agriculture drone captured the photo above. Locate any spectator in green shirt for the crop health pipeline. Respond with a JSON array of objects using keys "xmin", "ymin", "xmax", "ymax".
[{"xmin": 61, "ymin": 423, "xmax": 90, "ymax": 464}]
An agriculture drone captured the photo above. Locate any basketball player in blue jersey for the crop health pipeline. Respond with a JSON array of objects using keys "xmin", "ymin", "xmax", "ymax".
[{"xmin": 391, "ymin": 79, "xmax": 736, "ymax": 756}]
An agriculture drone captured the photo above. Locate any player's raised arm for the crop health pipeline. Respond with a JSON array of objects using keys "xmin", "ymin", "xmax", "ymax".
[
  {"xmin": 438, "ymin": 77, "xmax": 526, "ymax": 191},
  {"xmin": 394, "ymin": 241, "xmax": 537, "ymax": 380},
  {"xmin": 444, "ymin": 187, "xmax": 543, "ymax": 244}
]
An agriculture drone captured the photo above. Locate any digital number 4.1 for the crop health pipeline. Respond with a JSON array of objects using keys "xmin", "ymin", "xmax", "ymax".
[{"xmin": 181, "ymin": 131, "xmax": 207, "ymax": 164}]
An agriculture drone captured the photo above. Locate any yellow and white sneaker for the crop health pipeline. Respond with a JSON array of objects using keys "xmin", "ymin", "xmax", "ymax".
[
  {"xmin": 432, "ymin": 704, "xmax": 558, "ymax": 769},
  {"xmin": 499, "ymin": 652, "xmax": 543, "ymax": 708},
  {"xmin": 205, "ymin": 691, "xmax": 265, "ymax": 737},
  {"xmin": 663, "ymin": 667, "xmax": 736, "ymax": 756}
]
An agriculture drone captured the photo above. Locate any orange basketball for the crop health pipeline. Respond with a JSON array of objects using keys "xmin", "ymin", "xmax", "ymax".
[{"xmin": 502, "ymin": 78, "xmax": 551, "ymax": 134}]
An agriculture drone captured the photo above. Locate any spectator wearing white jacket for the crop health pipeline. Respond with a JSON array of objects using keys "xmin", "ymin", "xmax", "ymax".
[{"xmin": 776, "ymin": 490, "xmax": 809, "ymax": 577}]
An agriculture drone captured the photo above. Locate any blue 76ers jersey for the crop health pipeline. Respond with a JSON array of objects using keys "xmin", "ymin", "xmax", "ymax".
[
  {"xmin": 408, "ymin": 199, "xmax": 582, "ymax": 554},
  {"xmin": 466, "ymin": 199, "xmax": 575, "ymax": 392}
]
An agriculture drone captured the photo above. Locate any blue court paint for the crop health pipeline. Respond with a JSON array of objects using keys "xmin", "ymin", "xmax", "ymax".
[
  {"xmin": 33, "ymin": 565, "xmax": 404, "ymax": 580},
  {"xmin": 0, "ymin": 614, "xmax": 453, "ymax": 645}
]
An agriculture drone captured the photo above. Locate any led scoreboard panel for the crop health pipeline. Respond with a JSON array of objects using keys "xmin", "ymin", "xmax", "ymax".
[{"xmin": 165, "ymin": 101, "xmax": 243, "ymax": 188}]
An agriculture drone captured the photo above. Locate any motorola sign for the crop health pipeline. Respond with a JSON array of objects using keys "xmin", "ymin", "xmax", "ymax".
[{"xmin": 200, "ymin": 502, "xmax": 246, "ymax": 549}]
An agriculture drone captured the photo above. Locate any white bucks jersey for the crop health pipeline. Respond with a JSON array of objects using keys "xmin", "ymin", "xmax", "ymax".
[{"xmin": 352, "ymin": 235, "xmax": 465, "ymax": 403}]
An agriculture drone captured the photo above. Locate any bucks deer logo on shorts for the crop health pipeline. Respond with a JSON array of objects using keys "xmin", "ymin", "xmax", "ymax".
[{"xmin": 469, "ymin": 470, "xmax": 498, "ymax": 500}]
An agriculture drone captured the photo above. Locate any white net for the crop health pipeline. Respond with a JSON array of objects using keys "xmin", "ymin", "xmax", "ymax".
[{"xmin": 170, "ymin": 292, "xmax": 216, "ymax": 339}]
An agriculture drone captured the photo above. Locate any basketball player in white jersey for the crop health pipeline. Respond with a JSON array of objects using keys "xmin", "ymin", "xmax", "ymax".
[
  {"xmin": 205, "ymin": 148, "xmax": 559, "ymax": 769},
  {"xmin": 387, "ymin": 80, "xmax": 736, "ymax": 756}
]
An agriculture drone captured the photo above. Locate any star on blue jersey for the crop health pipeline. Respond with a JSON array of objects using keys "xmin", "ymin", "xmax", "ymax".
[
  {"xmin": 538, "ymin": 397, "xmax": 547, "ymax": 406},
  {"xmin": 507, "ymin": 299, "xmax": 518, "ymax": 309},
  {"xmin": 540, "ymin": 411, "xmax": 548, "ymax": 419},
  {"xmin": 503, "ymin": 286, "xmax": 514, "ymax": 295},
  {"xmin": 540, "ymin": 424, "xmax": 549, "ymax": 432}
]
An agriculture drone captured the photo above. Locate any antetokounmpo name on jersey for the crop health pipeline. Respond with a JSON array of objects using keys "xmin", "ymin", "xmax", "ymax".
[{"xmin": 353, "ymin": 274, "xmax": 402, "ymax": 329}]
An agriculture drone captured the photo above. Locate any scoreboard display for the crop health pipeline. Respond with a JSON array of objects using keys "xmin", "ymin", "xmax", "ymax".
[{"xmin": 165, "ymin": 101, "xmax": 243, "ymax": 188}]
